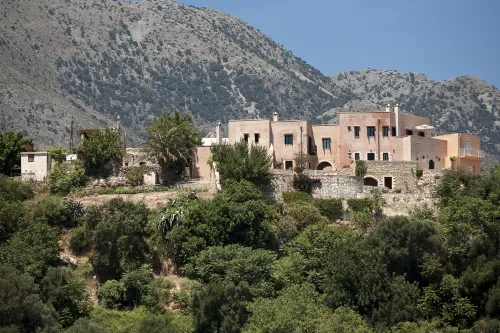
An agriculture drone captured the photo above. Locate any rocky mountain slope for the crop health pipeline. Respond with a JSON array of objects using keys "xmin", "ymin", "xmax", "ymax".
[
  {"xmin": 1, "ymin": 0, "xmax": 499, "ymax": 157},
  {"xmin": 329, "ymin": 69, "xmax": 500, "ymax": 154}
]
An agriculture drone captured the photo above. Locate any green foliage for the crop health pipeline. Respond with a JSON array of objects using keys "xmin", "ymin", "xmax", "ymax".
[
  {"xmin": 69, "ymin": 225, "xmax": 90, "ymax": 254},
  {"xmin": 78, "ymin": 128, "xmax": 123, "ymax": 177},
  {"xmin": 66, "ymin": 318, "xmax": 105, "ymax": 333},
  {"xmin": 162, "ymin": 181, "xmax": 271, "ymax": 266},
  {"xmin": 246, "ymin": 283, "xmax": 373, "ymax": 333},
  {"xmin": 347, "ymin": 197, "xmax": 373, "ymax": 213},
  {"xmin": 98, "ymin": 280, "xmax": 124, "ymax": 309},
  {"xmin": 46, "ymin": 146, "xmax": 72, "ymax": 164},
  {"xmin": 313, "ymin": 198, "xmax": 343, "ymax": 221},
  {"xmin": 192, "ymin": 281, "xmax": 253, "ymax": 333},
  {"xmin": 285, "ymin": 202, "xmax": 327, "ymax": 231},
  {"xmin": 0, "ymin": 200, "xmax": 26, "ymax": 243},
  {"xmin": 39, "ymin": 267, "xmax": 89, "ymax": 328},
  {"xmin": 355, "ymin": 160, "xmax": 367, "ymax": 178},
  {"xmin": 415, "ymin": 168, "xmax": 423, "ymax": 179},
  {"xmin": 48, "ymin": 160, "xmax": 86, "ymax": 195},
  {"xmin": 0, "ymin": 222, "xmax": 60, "ymax": 279},
  {"xmin": 0, "ymin": 130, "xmax": 33, "ymax": 175},
  {"xmin": 0, "ymin": 265, "xmax": 60, "ymax": 333},
  {"xmin": 293, "ymin": 153, "xmax": 309, "ymax": 172},
  {"xmin": 352, "ymin": 211, "xmax": 373, "ymax": 233},
  {"xmin": 90, "ymin": 199, "xmax": 150, "ymax": 281},
  {"xmin": 211, "ymin": 140, "xmax": 272, "ymax": 185},
  {"xmin": 281, "ymin": 191, "xmax": 311, "ymax": 204},
  {"xmin": 273, "ymin": 223, "xmax": 358, "ymax": 288},
  {"xmin": 143, "ymin": 109, "xmax": 201, "ymax": 182},
  {"xmin": 292, "ymin": 173, "xmax": 311, "ymax": 193},
  {"xmin": 183, "ymin": 245, "xmax": 276, "ymax": 297},
  {"xmin": 125, "ymin": 166, "xmax": 148, "ymax": 186},
  {"xmin": 0, "ymin": 174, "xmax": 34, "ymax": 202},
  {"xmin": 121, "ymin": 266, "xmax": 158, "ymax": 309}
]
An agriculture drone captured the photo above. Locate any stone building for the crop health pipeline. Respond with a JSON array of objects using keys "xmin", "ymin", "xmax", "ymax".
[{"xmin": 193, "ymin": 106, "xmax": 483, "ymax": 176}]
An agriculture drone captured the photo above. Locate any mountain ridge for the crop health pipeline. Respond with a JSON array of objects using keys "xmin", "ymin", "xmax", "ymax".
[{"xmin": 1, "ymin": 0, "xmax": 499, "ymax": 157}]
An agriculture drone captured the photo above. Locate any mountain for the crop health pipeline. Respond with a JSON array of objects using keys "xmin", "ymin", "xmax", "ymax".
[
  {"xmin": 329, "ymin": 69, "xmax": 500, "ymax": 155},
  {"xmin": 1, "ymin": 0, "xmax": 499, "ymax": 157}
]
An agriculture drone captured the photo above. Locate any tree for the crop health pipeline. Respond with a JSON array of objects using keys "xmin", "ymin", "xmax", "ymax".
[
  {"xmin": 0, "ymin": 265, "xmax": 60, "ymax": 333},
  {"xmin": 46, "ymin": 146, "xmax": 72, "ymax": 165},
  {"xmin": 0, "ymin": 174, "xmax": 33, "ymax": 203},
  {"xmin": 0, "ymin": 130, "xmax": 33, "ymax": 175},
  {"xmin": 0, "ymin": 222, "xmax": 60, "ymax": 279},
  {"xmin": 48, "ymin": 161, "xmax": 86, "ymax": 195},
  {"xmin": 192, "ymin": 281, "xmax": 253, "ymax": 333},
  {"xmin": 39, "ymin": 267, "xmax": 89, "ymax": 328},
  {"xmin": 78, "ymin": 128, "xmax": 123, "ymax": 177},
  {"xmin": 211, "ymin": 140, "xmax": 272, "ymax": 185},
  {"xmin": 183, "ymin": 245, "xmax": 277, "ymax": 297},
  {"xmin": 245, "ymin": 283, "xmax": 373, "ymax": 333},
  {"xmin": 143, "ymin": 110, "xmax": 201, "ymax": 184}
]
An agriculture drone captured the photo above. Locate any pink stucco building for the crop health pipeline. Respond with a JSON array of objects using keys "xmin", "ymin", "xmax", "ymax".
[{"xmin": 192, "ymin": 105, "xmax": 483, "ymax": 179}]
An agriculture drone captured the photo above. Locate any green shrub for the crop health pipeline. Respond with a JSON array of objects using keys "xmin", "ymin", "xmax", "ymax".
[
  {"xmin": 98, "ymin": 280, "xmax": 124, "ymax": 309},
  {"xmin": 125, "ymin": 166, "xmax": 148, "ymax": 186},
  {"xmin": 314, "ymin": 199, "xmax": 343, "ymax": 221},
  {"xmin": 48, "ymin": 161, "xmax": 86, "ymax": 195},
  {"xmin": 0, "ymin": 174, "xmax": 34, "ymax": 202},
  {"xmin": 292, "ymin": 173, "xmax": 312, "ymax": 194},
  {"xmin": 286, "ymin": 203, "xmax": 328, "ymax": 230},
  {"xmin": 32, "ymin": 195, "xmax": 72, "ymax": 228},
  {"xmin": 352, "ymin": 211, "xmax": 373, "ymax": 233},
  {"xmin": 355, "ymin": 160, "xmax": 367, "ymax": 178},
  {"xmin": 416, "ymin": 168, "xmax": 423, "ymax": 179},
  {"xmin": 347, "ymin": 198, "xmax": 373, "ymax": 213},
  {"xmin": 70, "ymin": 225, "xmax": 90, "ymax": 254},
  {"xmin": 282, "ymin": 191, "xmax": 311, "ymax": 204}
]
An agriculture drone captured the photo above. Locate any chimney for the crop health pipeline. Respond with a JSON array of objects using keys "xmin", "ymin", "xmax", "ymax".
[
  {"xmin": 385, "ymin": 104, "xmax": 392, "ymax": 113},
  {"xmin": 394, "ymin": 103, "xmax": 400, "ymax": 136},
  {"xmin": 273, "ymin": 112, "xmax": 278, "ymax": 122},
  {"xmin": 216, "ymin": 122, "xmax": 222, "ymax": 144}
]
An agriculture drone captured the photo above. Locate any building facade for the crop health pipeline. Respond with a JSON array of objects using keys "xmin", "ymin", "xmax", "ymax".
[
  {"xmin": 21, "ymin": 152, "xmax": 52, "ymax": 182},
  {"xmin": 194, "ymin": 105, "xmax": 483, "ymax": 176}
]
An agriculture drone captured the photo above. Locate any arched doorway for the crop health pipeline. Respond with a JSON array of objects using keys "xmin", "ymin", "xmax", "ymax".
[
  {"xmin": 363, "ymin": 177, "xmax": 378, "ymax": 186},
  {"xmin": 429, "ymin": 160, "xmax": 435, "ymax": 170},
  {"xmin": 317, "ymin": 161, "xmax": 333, "ymax": 170}
]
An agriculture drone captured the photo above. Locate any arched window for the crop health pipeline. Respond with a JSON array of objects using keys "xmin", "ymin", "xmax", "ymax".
[
  {"xmin": 317, "ymin": 161, "xmax": 333, "ymax": 170},
  {"xmin": 429, "ymin": 160, "xmax": 435, "ymax": 170}
]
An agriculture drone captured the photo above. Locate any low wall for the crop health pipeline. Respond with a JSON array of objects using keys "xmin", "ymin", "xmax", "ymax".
[
  {"xmin": 357, "ymin": 192, "xmax": 438, "ymax": 216},
  {"xmin": 364, "ymin": 161, "xmax": 419, "ymax": 193},
  {"xmin": 263, "ymin": 170, "xmax": 363, "ymax": 200}
]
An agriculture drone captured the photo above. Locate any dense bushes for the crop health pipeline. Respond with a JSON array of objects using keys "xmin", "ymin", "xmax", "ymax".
[
  {"xmin": 48, "ymin": 161, "xmax": 86, "ymax": 195},
  {"xmin": 292, "ymin": 172, "xmax": 312, "ymax": 193},
  {"xmin": 314, "ymin": 198, "xmax": 343, "ymax": 221}
]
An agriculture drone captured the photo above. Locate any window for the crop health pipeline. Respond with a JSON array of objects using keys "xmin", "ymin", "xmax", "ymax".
[
  {"xmin": 28, "ymin": 154, "xmax": 34, "ymax": 162},
  {"xmin": 367, "ymin": 126, "xmax": 375, "ymax": 137},
  {"xmin": 382, "ymin": 126, "xmax": 389, "ymax": 137},
  {"xmin": 308, "ymin": 136, "xmax": 316, "ymax": 155},
  {"xmin": 354, "ymin": 153, "xmax": 360, "ymax": 160},
  {"xmin": 418, "ymin": 131, "xmax": 425, "ymax": 137},
  {"xmin": 322, "ymin": 138, "xmax": 331, "ymax": 149},
  {"xmin": 383, "ymin": 153, "xmax": 389, "ymax": 161},
  {"xmin": 384, "ymin": 177, "xmax": 393, "ymax": 189},
  {"xmin": 254, "ymin": 133, "xmax": 260, "ymax": 143},
  {"xmin": 285, "ymin": 161, "xmax": 293, "ymax": 170},
  {"xmin": 406, "ymin": 129, "xmax": 413, "ymax": 136},
  {"xmin": 367, "ymin": 153, "xmax": 375, "ymax": 160},
  {"xmin": 284, "ymin": 134, "xmax": 293, "ymax": 145},
  {"xmin": 354, "ymin": 126, "xmax": 360, "ymax": 138},
  {"xmin": 243, "ymin": 133, "xmax": 249, "ymax": 142},
  {"xmin": 392, "ymin": 127, "xmax": 396, "ymax": 136}
]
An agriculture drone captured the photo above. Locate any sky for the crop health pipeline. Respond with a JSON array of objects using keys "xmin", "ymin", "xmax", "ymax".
[{"xmin": 175, "ymin": 0, "xmax": 499, "ymax": 88}]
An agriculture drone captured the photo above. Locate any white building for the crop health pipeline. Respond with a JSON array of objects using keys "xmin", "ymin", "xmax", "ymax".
[{"xmin": 21, "ymin": 152, "xmax": 52, "ymax": 182}]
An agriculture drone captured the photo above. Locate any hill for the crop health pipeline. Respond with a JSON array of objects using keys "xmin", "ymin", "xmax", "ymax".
[{"xmin": 1, "ymin": 0, "xmax": 499, "ymax": 157}]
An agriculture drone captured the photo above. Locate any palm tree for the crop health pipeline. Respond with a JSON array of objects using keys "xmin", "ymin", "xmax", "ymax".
[{"xmin": 143, "ymin": 110, "xmax": 202, "ymax": 184}]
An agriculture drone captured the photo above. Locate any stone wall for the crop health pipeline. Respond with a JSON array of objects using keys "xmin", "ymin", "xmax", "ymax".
[
  {"xmin": 357, "ymin": 192, "xmax": 438, "ymax": 217},
  {"xmin": 363, "ymin": 161, "xmax": 419, "ymax": 193},
  {"xmin": 263, "ymin": 170, "xmax": 363, "ymax": 200}
]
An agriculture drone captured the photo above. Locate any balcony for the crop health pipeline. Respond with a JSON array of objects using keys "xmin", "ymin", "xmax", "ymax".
[{"xmin": 459, "ymin": 148, "xmax": 484, "ymax": 158}]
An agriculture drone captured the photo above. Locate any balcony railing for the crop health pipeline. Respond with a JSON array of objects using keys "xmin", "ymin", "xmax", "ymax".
[{"xmin": 459, "ymin": 148, "xmax": 484, "ymax": 158}]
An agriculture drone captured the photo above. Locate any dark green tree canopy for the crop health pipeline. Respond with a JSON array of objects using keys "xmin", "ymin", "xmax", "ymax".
[
  {"xmin": 211, "ymin": 140, "xmax": 272, "ymax": 185},
  {"xmin": 0, "ymin": 130, "xmax": 33, "ymax": 175},
  {"xmin": 78, "ymin": 128, "xmax": 123, "ymax": 177}
]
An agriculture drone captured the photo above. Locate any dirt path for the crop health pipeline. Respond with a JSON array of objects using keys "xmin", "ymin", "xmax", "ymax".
[{"xmin": 76, "ymin": 191, "xmax": 215, "ymax": 209}]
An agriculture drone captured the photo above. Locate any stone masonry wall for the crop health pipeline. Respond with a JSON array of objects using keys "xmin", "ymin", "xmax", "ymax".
[
  {"xmin": 363, "ymin": 161, "xmax": 419, "ymax": 193},
  {"xmin": 262, "ymin": 170, "xmax": 363, "ymax": 200}
]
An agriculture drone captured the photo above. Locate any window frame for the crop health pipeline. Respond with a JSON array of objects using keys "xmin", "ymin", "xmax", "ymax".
[
  {"xmin": 406, "ymin": 129, "xmax": 413, "ymax": 136},
  {"xmin": 418, "ymin": 131, "xmax": 425, "ymax": 137},
  {"xmin": 382, "ymin": 152, "xmax": 389, "ymax": 161},
  {"xmin": 254, "ymin": 133, "xmax": 260, "ymax": 143},
  {"xmin": 354, "ymin": 126, "xmax": 360, "ymax": 138},
  {"xmin": 243, "ymin": 133, "xmax": 249, "ymax": 142},
  {"xmin": 284, "ymin": 134, "xmax": 293, "ymax": 145},
  {"xmin": 28, "ymin": 154, "xmax": 35, "ymax": 162},
  {"xmin": 322, "ymin": 138, "xmax": 331, "ymax": 149},
  {"xmin": 392, "ymin": 127, "xmax": 397, "ymax": 136},
  {"xmin": 367, "ymin": 126, "xmax": 376, "ymax": 137},
  {"xmin": 285, "ymin": 160, "xmax": 293, "ymax": 170},
  {"xmin": 354, "ymin": 152, "xmax": 360, "ymax": 161},
  {"xmin": 382, "ymin": 126, "xmax": 389, "ymax": 137},
  {"xmin": 367, "ymin": 152, "xmax": 376, "ymax": 161}
]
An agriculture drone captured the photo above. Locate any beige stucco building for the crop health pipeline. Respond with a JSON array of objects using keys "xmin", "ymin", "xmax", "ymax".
[
  {"xmin": 193, "ymin": 105, "xmax": 483, "ymax": 177},
  {"xmin": 21, "ymin": 152, "xmax": 52, "ymax": 182}
]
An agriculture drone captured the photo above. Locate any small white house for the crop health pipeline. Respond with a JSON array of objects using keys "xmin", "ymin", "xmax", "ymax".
[{"xmin": 21, "ymin": 152, "xmax": 52, "ymax": 182}]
